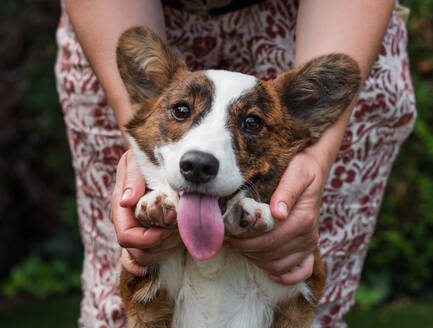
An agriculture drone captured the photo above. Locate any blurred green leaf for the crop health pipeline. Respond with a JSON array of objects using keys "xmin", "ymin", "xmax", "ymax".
[{"xmin": 2, "ymin": 254, "xmax": 81, "ymax": 298}]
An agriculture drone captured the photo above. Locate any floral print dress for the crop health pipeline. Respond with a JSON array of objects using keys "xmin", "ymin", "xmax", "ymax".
[{"xmin": 55, "ymin": 0, "xmax": 416, "ymax": 327}]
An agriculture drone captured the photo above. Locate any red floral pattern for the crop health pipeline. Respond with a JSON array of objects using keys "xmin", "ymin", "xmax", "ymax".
[{"xmin": 55, "ymin": 1, "xmax": 416, "ymax": 327}]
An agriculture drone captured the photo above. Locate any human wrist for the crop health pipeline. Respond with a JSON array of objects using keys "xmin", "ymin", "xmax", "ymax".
[{"xmin": 107, "ymin": 99, "xmax": 133, "ymax": 149}]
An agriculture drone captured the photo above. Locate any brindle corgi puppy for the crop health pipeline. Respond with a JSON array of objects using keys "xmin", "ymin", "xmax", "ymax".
[{"xmin": 116, "ymin": 27, "xmax": 360, "ymax": 328}]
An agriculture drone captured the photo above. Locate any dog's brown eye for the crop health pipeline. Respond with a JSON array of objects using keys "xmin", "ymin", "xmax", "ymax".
[
  {"xmin": 242, "ymin": 115, "xmax": 263, "ymax": 133},
  {"xmin": 172, "ymin": 104, "xmax": 191, "ymax": 121}
]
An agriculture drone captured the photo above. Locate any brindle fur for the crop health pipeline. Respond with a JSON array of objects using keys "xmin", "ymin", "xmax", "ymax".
[
  {"xmin": 117, "ymin": 27, "xmax": 360, "ymax": 328},
  {"xmin": 121, "ymin": 266, "xmax": 174, "ymax": 328},
  {"xmin": 117, "ymin": 27, "xmax": 187, "ymax": 103},
  {"xmin": 126, "ymin": 72, "xmax": 216, "ymax": 166}
]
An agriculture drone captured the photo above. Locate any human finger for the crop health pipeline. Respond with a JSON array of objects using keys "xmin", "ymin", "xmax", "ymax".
[
  {"xmin": 269, "ymin": 253, "xmax": 315, "ymax": 285},
  {"xmin": 114, "ymin": 208, "xmax": 170, "ymax": 249},
  {"xmin": 145, "ymin": 232, "xmax": 181, "ymax": 252},
  {"xmin": 245, "ymin": 250, "xmax": 310, "ymax": 276},
  {"xmin": 118, "ymin": 150, "xmax": 146, "ymax": 208},
  {"xmin": 127, "ymin": 244, "xmax": 183, "ymax": 267},
  {"xmin": 269, "ymin": 158, "xmax": 316, "ymax": 221},
  {"xmin": 228, "ymin": 211, "xmax": 318, "ymax": 252},
  {"xmin": 120, "ymin": 248, "xmax": 148, "ymax": 276},
  {"xmin": 239, "ymin": 230, "xmax": 318, "ymax": 261}
]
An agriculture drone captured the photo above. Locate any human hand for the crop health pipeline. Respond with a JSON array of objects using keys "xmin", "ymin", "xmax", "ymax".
[
  {"xmin": 111, "ymin": 150, "xmax": 182, "ymax": 276},
  {"xmin": 228, "ymin": 149, "xmax": 329, "ymax": 285}
]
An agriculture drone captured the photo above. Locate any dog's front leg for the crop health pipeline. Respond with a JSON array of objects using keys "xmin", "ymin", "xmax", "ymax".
[
  {"xmin": 120, "ymin": 188, "xmax": 179, "ymax": 328},
  {"xmin": 121, "ymin": 265, "xmax": 175, "ymax": 328},
  {"xmin": 225, "ymin": 197, "xmax": 276, "ymax": 238}
]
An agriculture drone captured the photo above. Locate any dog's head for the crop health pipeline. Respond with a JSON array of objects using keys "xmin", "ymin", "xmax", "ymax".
[{"xmin": 117, "ymin": 27, "xmax": 360, "ymax": 260}]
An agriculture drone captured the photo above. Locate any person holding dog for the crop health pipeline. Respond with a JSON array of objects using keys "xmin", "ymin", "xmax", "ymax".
[{"xmin": 56, "ymin": 0, "xmax": 415, "ymax": 326}]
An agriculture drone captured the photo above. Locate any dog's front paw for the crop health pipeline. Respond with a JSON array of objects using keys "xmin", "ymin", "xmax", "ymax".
[
  {"xmin": 135, "ymin": 191, "xmax": 177, "ymax": 228},
  {"xmin": 225, "ymin": 198, "xmax": 275, "ymax": 237}
]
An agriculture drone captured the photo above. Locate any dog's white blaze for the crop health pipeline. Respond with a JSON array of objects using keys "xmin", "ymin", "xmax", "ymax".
[
  {"xmin": 158, "ymin": 70, "xmax": 258, "ymax": 196},
  {"xmin": 127, "ymin": 134, "xmax": 171, "ymax": 192}
]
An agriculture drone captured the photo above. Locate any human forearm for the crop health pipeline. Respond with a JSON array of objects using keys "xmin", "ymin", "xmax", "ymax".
[
  {"xmin": 64, "ymin": 0, "xmax": 165, "ymax": 143},
  {"xmin": 296, "ymin": 0, "xmax": 395, "ymax": 78},
  {"xmin": 295, "ymin": 0, "xmax": 395, "ymax": 170}
]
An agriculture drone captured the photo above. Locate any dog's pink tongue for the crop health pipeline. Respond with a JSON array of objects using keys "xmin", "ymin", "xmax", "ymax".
[{"xmin": 177, "ymin": 193, "xmax": 224, "ymax": 261}]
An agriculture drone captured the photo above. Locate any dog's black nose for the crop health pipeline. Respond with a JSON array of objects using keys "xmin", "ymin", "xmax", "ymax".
[{"xmin": 180, "ymin": 151, "xmax": 219, "ymax": 184}]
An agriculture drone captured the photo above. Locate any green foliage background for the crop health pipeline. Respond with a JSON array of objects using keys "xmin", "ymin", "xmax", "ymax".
[
  {"xmin": 0, "ymin": 0, "xmax": 82, "ymax": 298},
  {"xmin": 0, "ymin": 0, "xmax": 432, "ymax": 308}
]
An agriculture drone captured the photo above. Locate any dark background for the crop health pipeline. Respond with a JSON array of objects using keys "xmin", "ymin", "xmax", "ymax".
[{"xmin": 0, "ymin": 0, "xmax": 432, "ymax": 326}]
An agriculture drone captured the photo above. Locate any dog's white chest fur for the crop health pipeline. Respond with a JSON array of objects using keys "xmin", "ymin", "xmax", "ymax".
[{"xmin": 158, "ymin": 249, "xmax": 310, "ymax": 328}]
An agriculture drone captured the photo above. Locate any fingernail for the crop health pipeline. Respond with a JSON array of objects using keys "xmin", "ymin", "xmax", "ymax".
[
  {"xmin": 278, "ymin": 202, "xmax": 288, "ymax": 218},
  {"xmin": 269, "ymin": 274, "xmax": 281, "ymax": 282},
  {"xmin": 121, "ymin": 188, "xmax": 132, "ymax": 202}
]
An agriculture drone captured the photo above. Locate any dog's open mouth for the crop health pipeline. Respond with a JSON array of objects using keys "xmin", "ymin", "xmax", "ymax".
[
  {"xmin": 178, "ymin": 190, "xmax": 238, "ymax": 216},
  {"xmin": 218, "ymin": 196, "xmax": 230, "ymax": 216}
]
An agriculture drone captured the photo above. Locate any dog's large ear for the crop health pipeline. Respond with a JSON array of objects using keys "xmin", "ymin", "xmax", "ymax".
[
  {"xmin": 117, "ymin": 27, "xmax": 187, "ymax": 104},
  {"xmin": 274, "ymin": 54, "xmax": 361, "ymax": 140}
]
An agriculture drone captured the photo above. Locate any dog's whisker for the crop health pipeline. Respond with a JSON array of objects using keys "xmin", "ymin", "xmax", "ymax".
[{"xmin": 241, "ymin": 178, "xmax": 260, "ymax": 200}]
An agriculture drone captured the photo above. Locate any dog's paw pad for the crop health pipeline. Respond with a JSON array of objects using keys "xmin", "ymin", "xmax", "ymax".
[
  {"xmin": 226, "ymin": 199, "xmax": 274, "ymax": 237},
  {"xmin": 164, "ymin": 208, "xmax": 177, "ymax": 226},
  {"xmin": 251, "ymin": 209, "xmax": 269, "ymax": 232},
  {"xmin": 238, "ymin": 207, "xmax": 268, "ymax": 232},
  {"xmin": 135, "ymin": 191, "xmax": 177, "ymax": 228}
]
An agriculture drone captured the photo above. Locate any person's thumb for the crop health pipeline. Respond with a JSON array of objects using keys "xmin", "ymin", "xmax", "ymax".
[
  {"xmin": 270, "ymin": 160, "xmax": 314, "ymax": 220},
  {"xmin": 118, "ymin": 150, "xmax": 146, "ymax": 208}
]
